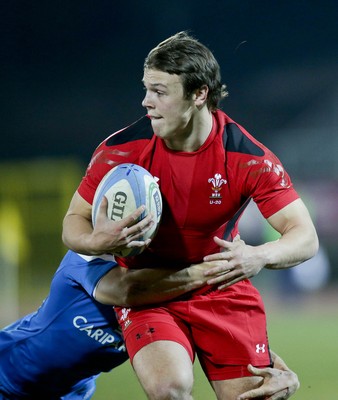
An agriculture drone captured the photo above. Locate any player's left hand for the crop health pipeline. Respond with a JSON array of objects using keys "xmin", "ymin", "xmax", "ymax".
[
  {"xmin": 236, "ymin": 364, "xmax": 300, "ymax": 400},
  {"xmin": 202, "ymin": 235, "xmax": 264, "ymax": 289}
]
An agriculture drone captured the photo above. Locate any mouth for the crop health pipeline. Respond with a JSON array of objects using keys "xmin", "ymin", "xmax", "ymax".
[{"xmin": 147, "ymin": 114, "xmax": 162, "ymax": 120}]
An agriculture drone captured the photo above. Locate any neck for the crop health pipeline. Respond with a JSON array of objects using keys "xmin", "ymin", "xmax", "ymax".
[{"xmin": 165, "ymin": 108, "xmax": 213, "ymax": 152}]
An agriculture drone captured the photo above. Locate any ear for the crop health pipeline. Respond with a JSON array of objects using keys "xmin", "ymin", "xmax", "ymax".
[{"xmin": 193, "ymin": 85, "xmax": 209, "ymax": 108}]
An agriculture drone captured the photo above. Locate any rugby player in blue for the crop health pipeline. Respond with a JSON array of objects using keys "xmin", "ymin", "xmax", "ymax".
[
  {"xmin": 0, "ymin": 251, "xmax": 126, "ymax": 400},
  {"xmin": 0, "ymin": 206, "xmax": 299, "ymax": 400},
  {"xmin": 0, "ymin": 206, "xmax": 215, "ymax": 399}
]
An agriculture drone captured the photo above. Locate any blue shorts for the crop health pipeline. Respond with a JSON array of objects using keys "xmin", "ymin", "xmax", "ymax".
[
  {"xmin": 61, "ymin": 377, "xmax": 96, "ymax": 400},
  {"xmin": 0, "ymin": 377, "xmax": 96, "ymax": 400},
  {"xmin": 60, "ymin": 376, "xmax": 97, "ymax": 400},
  {"xmin": 0, "ymin": 383, "xmax": 13, "ymax": 400}
]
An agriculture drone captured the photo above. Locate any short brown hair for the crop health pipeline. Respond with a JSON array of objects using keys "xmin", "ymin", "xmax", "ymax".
[{"xmin": 144, "ymin": 31, "xmax": 228, "ymax": 111}]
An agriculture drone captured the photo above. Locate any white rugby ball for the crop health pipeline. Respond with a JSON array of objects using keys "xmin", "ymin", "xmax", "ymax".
[{"xmin": 92, "ymin": 163, "xmax": 162, "ymax": 257}]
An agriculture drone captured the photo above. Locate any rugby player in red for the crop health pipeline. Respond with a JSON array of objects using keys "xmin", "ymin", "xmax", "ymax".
[{"xmin": 63, "ymin": 32, "xmax": 317, "ymax": 399}]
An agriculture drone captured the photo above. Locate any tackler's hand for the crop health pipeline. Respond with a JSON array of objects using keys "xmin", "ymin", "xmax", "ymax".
[{"xmin": 237, "ymin": 364, "xmax": 300, "ymax": 400}]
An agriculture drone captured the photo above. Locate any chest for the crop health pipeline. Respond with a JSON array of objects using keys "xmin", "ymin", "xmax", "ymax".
[{"xmin": 148, "ymin": 146, "xmax": 242, "ymax": 230}]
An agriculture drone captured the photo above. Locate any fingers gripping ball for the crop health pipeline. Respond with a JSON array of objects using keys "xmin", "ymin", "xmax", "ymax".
[{"xmin": 92, "ymin": 163, "xmax": 162, "ymax": 257}]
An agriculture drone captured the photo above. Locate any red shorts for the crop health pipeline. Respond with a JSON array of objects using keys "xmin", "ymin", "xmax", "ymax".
[{"xmin": 115, "ymin": 280, "xmax": 272, "ymax": 380}]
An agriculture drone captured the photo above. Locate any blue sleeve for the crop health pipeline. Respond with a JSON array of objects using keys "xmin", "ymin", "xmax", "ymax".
[{"xmin": 59, "ymin": 251, "xmax": 118, "ymax": 297}]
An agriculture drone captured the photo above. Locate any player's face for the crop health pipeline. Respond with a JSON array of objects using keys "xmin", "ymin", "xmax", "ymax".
[{"xmin": 142, "ymin": 68, "xmax": 197, "ymax": 148}]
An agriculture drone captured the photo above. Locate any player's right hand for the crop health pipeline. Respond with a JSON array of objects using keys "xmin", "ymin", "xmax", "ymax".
[{"xmin": 92, "ymin": 197, "xmax": 154, "ymax": 255}]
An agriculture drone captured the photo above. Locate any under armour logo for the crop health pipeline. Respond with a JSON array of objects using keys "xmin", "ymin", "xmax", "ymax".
[
  {"xmin": 146, "ymin": 327, "xmax": 155, "ymax": 336},
  {"xmin": 255, "ymin": 344, "xmax": 266, "ymax": 353}
]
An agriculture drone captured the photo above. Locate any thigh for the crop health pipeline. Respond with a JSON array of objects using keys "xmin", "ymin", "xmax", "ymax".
[
  {"xmin": 211, "ymin": 376, "xmax": 263, "ymax": 400},
  {"xmin": 116, "ymin": 306, "xmax": 195, "ymax": 400},
  {"xmin": 133, "ymin": 340, "xmax": 194, "ymax": 400}
]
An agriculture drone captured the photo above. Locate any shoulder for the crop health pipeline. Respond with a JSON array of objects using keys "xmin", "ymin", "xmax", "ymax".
[
  {"xmin": 78, "ymin": 116, "xmax": 155, "ymax": 203},
  {"xmin": 88, "ymin": 116, "xmax": 154, "ymax": 167},
  {"xmin": 214, "ymin": 110, "xmax": 297, "ymax": 198},
  {"xmin": 215, "ymin": 110, "xmax": 288, "ymax": 177},
  {"xmin": 52, "ymin": 251, "xmax": 118, "ymax": 297},
  {"xmin": 214, "ymin": 110, "xmax": 266, "ymax": 157},
  {"xmin": 224, "ymin": 122, "xmax": 266, "ymax": 157},
  {"xmin": 104, "ymin": 115, "xmax": 154, "ymax": 147}
]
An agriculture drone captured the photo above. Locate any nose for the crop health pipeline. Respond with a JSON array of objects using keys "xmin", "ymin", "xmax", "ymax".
[{"xmin": 142, "ymin": 91, "xmax": 153, "ymax": 109}]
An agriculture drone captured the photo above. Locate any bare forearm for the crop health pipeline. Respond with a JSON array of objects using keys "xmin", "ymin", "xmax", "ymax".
[
  {"xmin": 95, "ymin": 263, "xmax": 209, "ymax": 307},
  {"xmin": 62, "ymin": 191, "xmax": 100, "ymax": 255},
  {"xmin": 261, "ymin": 199, "xmax": 319, "ymax": 270},
  {"xmin": 62, "ymin": 214, "xmax": 97, "ymax": 255},
  {"xmin": 122, "ymin": 268, "xmax": 204, "ymax": 306},
  {"xmin": 256, "ymin": 233, "xmax": 318, "ymax": 269},
  {"xmin": 258, "ymin": 227, "xmax": 318, "ymax": 270}
]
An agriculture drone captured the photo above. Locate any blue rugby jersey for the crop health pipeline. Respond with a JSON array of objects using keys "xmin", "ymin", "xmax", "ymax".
[{"xmin": 0, "ymin": 251, "xmax": 128, "ymax": 399}]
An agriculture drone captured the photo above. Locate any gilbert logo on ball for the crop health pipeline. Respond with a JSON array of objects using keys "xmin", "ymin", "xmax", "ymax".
[{"xmin": 92, "ymin": 163, "xmax": 162, "ymax": 257}]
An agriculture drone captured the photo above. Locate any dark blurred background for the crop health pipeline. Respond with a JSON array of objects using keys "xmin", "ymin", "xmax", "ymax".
[
  {"xmin": 2, "ymin": 0, "xmax": 338, "ymax": 162},
  {"xmin": 1, "ymin": 0, "xmax": 337, "ymax": 323}
]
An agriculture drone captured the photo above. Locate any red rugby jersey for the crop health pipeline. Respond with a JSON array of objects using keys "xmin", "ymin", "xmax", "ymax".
[{"xmin": 78, "ymin": 110, "xmax": 299, "ymax": 268}]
